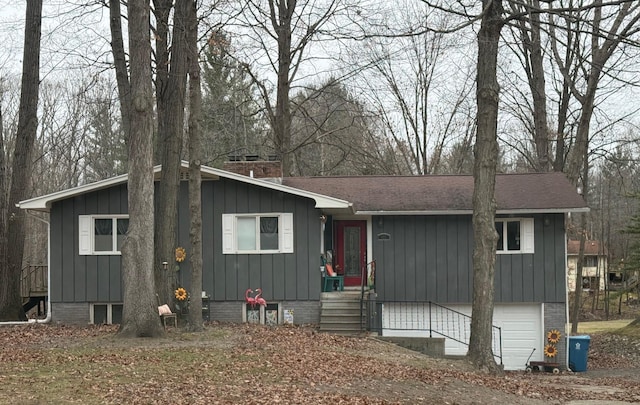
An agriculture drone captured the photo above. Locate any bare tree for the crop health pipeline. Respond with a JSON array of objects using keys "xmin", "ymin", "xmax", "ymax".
[
  {"xmin": 154, "ymin": 0, "xmax": 191, "ymax": 306},
  {"xmin": 0, "ymin": 0, "xmax": 42, "ymax": 322},
  {"xmin": 468, "ymin": 0, "xmax": 503, "ymax": 373},
  {"xmin": 227, "ymin": 0, "xmax": 342, "ymax": 175},
  {"xmin": 109, "ymin": 0, "xmax": 131, "ymax": 143},
  {"xmin": 119, "ymin": 0, "xmax": 163, "ymax": 337},
  {"xmin": 0, "ymin": 83, "xmax": 6, "ymax": 320},
  {"xmin": 504, "ymin": 0, "xmax": 550, "ymax": 172},
  {"xmin": 545, "ymin": 0, "xmax": 640, "ymax": 334},
  {"xmin": 353, "ymin": 4, "xmax": 476, "ymax": 175},
  {"xmin": 186, "ymin": 0, "xmax": 204, "ymax": 332},
  {"xmin": 289, "ymin": 79, "xmax": 379, "ymax": 175}
]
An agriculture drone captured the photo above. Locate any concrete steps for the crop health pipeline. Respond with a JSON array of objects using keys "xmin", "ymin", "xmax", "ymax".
[{"xmin": 319, "ymin": 290, "xmax": 368, "ymax": 336}]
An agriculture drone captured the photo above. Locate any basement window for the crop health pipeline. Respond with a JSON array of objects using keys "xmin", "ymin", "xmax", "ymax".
[
  {"xmin": 242, "ymin": 302, "xmax": 280, "ymax": 325},
  {"xmin": 91, "ymin": 303, "xmax": 123, "ymax": 324}
]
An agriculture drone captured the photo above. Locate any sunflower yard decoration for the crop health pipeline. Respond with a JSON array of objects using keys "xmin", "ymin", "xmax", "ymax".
[
  {"xmin": 526, "ymin": 329, "xmax": 563, "ymax": 373},
  {"xmin": 542, "ymin": 329, "xmax": 561, "ymax": 361},
  {"xmin": 547, "ymin": 329, "xmax": 561, "ymax": 344},
  {"xmin": 174, "ymin": 287, "xmax": 189, "ymax": 314},
  {"xmin": 543, "ymin": 344, "xmax": 558, "ymax": 358},
  {"xmin": 175, "ymin": 287, "xmax": 188, "ymax": 301},
  {"xmin": 175, "ymin": 247, "xmax": 187, "ymax": 263}
]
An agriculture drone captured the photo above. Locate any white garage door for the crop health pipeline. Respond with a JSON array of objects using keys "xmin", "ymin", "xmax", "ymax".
[
  {"xmin": 493, "ymin": 304, "xmax": 543, "ymax": 370},
  {"xmin": 381, "ymin": 303, "xmax": 544, "ymax": 371}
]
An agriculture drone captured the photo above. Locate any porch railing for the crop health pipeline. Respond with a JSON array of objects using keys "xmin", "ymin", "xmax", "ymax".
[
  {"xmin": 365, "ymin": 299, "xmax": 502, "ymax": 365},
  {"xmin": 21, "ymin": 264, "xmax": 48, "ymax": 298},
  {"xmin": 360, "ymin": 260, "xmax": 376, "ymax": 329}
]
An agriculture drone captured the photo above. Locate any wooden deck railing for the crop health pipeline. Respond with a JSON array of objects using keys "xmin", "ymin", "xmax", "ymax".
[{"xmin": 21, "ymin": 265, "xmax": 48, "ymax": 298}]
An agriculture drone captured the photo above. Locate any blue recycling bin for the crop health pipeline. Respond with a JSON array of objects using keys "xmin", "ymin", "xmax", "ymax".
[{"xmin": 568, "ymin": 335, "xmax": 591, "ymax": 372}]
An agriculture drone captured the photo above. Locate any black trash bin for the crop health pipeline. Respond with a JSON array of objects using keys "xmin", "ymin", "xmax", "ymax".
[{"xmin": 568, "ymin": 335, "xmax": 591, "ymax": 372}]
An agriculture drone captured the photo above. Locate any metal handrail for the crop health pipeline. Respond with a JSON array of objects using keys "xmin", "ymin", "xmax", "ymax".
[
  {"xmin": 366, "ymin": 299, "xmax": 503, "ymax": 364},
  {"xmin": 359, "ymin": 260, "xmax": 376, "ymax": 331}
]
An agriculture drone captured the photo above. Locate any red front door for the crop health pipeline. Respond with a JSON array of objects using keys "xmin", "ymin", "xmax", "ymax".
[{"xmin": 335, "ymin": 220, "xmax": 367, "ymax": 287}]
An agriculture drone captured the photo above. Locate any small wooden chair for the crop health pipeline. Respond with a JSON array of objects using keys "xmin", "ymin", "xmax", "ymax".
[{"xmin": 157, "ymin": 294, "xmax": 177, "ymax": 329}]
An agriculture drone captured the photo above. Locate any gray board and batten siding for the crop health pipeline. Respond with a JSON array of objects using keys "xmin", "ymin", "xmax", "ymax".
[
  {"xmin": 49, "ymin": 178, "xmax": 323, "ymax": 308},
  {"xmin": 372, "ymin": 213, "xmax": 566, "ymax": 304},
  {"xmin": 197, "ymin": 178, "xmax": 322, "ymax": 302},
  {"xmin": 50, "ymin": 183, "xmax": 127, "ymax": 304}
]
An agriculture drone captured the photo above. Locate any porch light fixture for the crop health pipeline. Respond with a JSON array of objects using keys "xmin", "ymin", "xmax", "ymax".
[
  {"xmin": 162, "ymin": 261, "xmax": 168, "ymax": 271},
  {"xmin": 320, "ymin": 214, "xmax": 327, "ymax": 223}
]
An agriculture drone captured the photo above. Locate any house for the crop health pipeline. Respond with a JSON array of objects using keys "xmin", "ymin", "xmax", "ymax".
[
  {"xmin": 567, "ymin": 240, "xmax": 607, "ymax": 291},
  {"xmin": 18, "ymin": 162, "xmax": 588, "ymax": 370}
]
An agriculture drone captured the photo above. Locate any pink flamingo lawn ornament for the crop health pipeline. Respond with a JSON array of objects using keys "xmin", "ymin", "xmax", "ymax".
[
  {"xmin": 254, "ymin": 288, "xmax": 267, "ymax": 307},
  {"xmin": 245, "ymin": 288, "xmax": 256, "ymax": 308}
]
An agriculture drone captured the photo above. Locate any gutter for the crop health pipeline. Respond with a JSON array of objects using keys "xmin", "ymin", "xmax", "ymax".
[
  {"xmin": 0, "ymin": 210, "xmax": 51, "ymax": 325},
  {"xmin": 357, "ymin": 208, "xmax": 590, "ymax": 216}
]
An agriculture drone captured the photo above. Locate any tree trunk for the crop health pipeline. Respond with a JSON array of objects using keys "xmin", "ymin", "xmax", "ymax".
[
  {"xmin": 153, "ymin": 0, "xmax": 171, "ymax": 153},
  {"xmin": 154, "ymin": 0, "xmax": 189, "ymax": 306},
  {"xmin": 552, "ymin": 77, "xmax": 570, "ymax": 172},
  {"xmin": 467, "ymin": 0, "xmax": 503, "ymax": 373},
  {"xmin": 119, "ymin": 0, "xmax": 163, "ymax": 337},
  {"xmin": 571, "ymin": 146, "xmax": 590, "ymax": 335},
  {"xmin": 271, "ymin": 0, "xmax": 294, "ymax": 176},
  {"xmin": 109, "ymin": 0, "xmax": 131, "ymax": 143},
  {"xmin": 524, "ymin": 0, "xmax": 549, "ymax": 172},
  {"xmin": 186, "ymin": 0, "xmax": 203, "ymax": 332},
  {"xmin": 0, "ymin": 0, "xmax": 42, "ymax": 322},
  {"xmin": 0, "ymin": 105, "xmax": 5, "ymax": 292}
]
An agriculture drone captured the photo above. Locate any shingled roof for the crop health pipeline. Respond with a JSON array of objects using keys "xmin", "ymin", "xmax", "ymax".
[
  {"xmin": 567, "ymin": 240, "xmax": 607, "ymax": 256},
  {"xmin": 283, "ymin": 172, "xmax": 588, "ymax": 214}
]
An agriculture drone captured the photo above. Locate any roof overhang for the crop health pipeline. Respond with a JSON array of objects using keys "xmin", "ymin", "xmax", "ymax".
[
  {"xmin": 355, "ymin": 207, "xmax": 590, "ymax": 216},
  {"xmin": 198, "ymin": 165, "xmax": 352, "ymax": 211},
  {"xmin": 19, "ymin": 172, "xmax": 132, "ymax": 212},
  {"xmin": 18, "ymin": 162, "xmax": 352, "ymax": 212}
]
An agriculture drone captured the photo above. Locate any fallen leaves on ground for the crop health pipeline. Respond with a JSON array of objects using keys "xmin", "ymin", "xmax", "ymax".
[{"xmin": 1, "ymin": 323, "xmax": 639, "ymax": 404}]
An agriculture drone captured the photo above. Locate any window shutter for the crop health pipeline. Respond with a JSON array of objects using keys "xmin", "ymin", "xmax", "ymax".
[
  {"xmin": 79, "ymin": 215, "xmax": 92, "ymax": 255},
  {"xmin": 281, "ymin": 213, "xmax": 294, "ymax": 253},
  {"xmin": 522, "ymin": 218, "xmax": 534, "ymax": 253},
  {"xmin": 222, "ymin": 214, "xmax": 234, "ymax": 254}
]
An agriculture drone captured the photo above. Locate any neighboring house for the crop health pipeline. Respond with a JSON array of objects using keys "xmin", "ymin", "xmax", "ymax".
[
  {"xmin": 18, "ymin": 162, "xmax": 587, "ymax": 370},
  {"xmin": 567, "ymin": 240, "xmax": 608, "ymax": 292}
]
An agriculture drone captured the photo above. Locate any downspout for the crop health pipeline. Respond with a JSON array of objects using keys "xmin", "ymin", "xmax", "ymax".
[
  {"xmin": 35, "ymin": 211, "xmax": 51, "ymax": 323},
  {"xmin": 564, "ymin": 213, "xmax": 570, "ymax": 370},
  {"xmin": 0, "ymin": 210, "xmax": 51, "ymax": 325}
]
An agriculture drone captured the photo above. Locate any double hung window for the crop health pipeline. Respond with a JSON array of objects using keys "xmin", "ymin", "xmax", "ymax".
[
  {"xmin": 79, "ymin": 215, "xmax": 129, "ymax": 255},
  {"xmin": 223, "ymin": 213, "xmax": 293, "ymax": 254}
]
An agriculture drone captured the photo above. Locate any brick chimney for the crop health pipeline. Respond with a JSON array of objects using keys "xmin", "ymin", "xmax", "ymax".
[{"xmin": 223, "ymin": 156, "xmax": 283, "ymax": 183}]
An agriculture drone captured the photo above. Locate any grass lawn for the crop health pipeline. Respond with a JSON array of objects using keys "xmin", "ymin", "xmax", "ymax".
[{"xmin": 574, "ymin": 319, "xmax": 634, "ymax": 334}]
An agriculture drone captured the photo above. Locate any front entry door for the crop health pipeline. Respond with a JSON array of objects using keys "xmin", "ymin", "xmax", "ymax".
[{"xmin": 335, "ymin": 220, "xmax": 367, "ymax": 287}]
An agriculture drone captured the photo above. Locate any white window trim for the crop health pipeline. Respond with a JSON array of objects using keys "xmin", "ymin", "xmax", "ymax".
[
  {"xmin": 79, "ymin": 215, "xmax": 129, "ymax": 256},
  {"xmin": 90, "ymin": 303, "xmax": 123, "ymax": 324},
  {"xmin": 496, "ymin": 218, "xmax": 534, "ymax": 254},
  {"xmin": 222, "ymin": 213, "xmax": 293, "ymax": 254}
]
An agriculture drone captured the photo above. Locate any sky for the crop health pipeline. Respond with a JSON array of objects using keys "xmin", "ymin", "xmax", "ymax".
[
  {"xmin": 1, "ymin": 0, "xmax": 639, "ymax": 163},
  {"xmin": 0, "ymin": 1, "xmax": 113, "ymax": 79}
]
